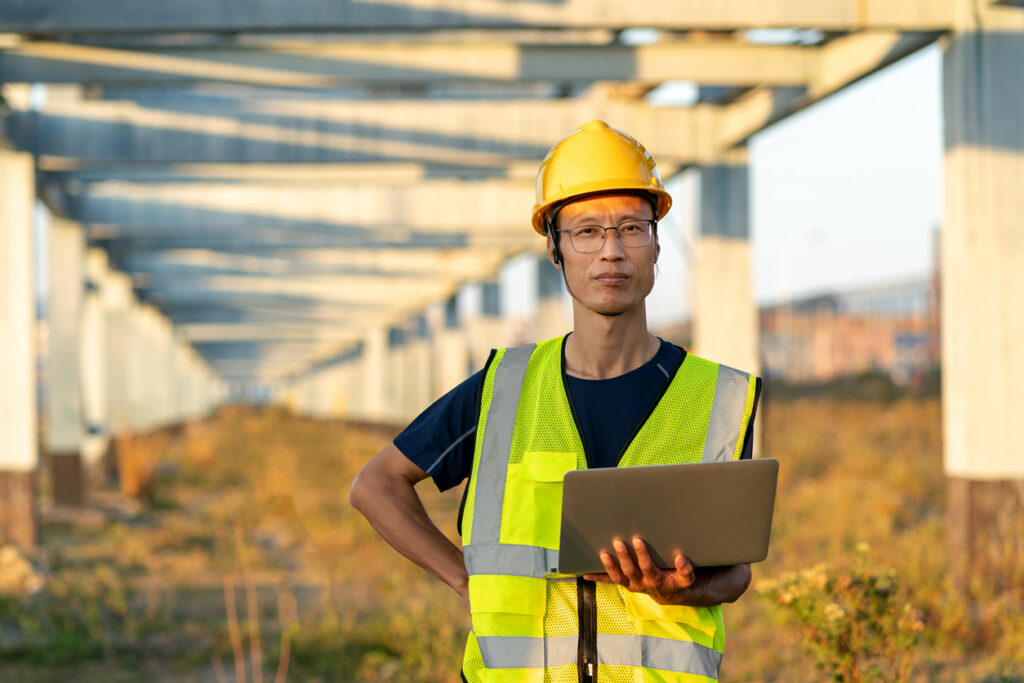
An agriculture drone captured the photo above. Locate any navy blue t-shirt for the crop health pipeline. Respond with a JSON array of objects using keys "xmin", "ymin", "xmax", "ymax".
[{"xmin": 394, "ymin": 338, "xmax": 757, "ymax": 492}]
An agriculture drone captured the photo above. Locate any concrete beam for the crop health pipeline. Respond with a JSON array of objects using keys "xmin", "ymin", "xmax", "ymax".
[
  {"xmin": 0, "ymin": 0, "xmax": 959, "ymax": 33},
  {"xmin": 9, "ymin": 97, "xmax": 704, "ymax": 164},
  {"xmin": 74, "ymin": 177, "xmax": 536, "ymax": 234},
  {"xmin": 717, "ymin": 31, "xmax": 941, "ymax": 149},
  {"xmin": 118, "ymin": 246, "xmax": 515, "ymax": 280},
  {"xmin": 0, "ymin": 149, "xmax": 38, "ymax": 547},
  {"xmin": 0, "ymin": 39, "xmax": 817, "ymax": 87}
]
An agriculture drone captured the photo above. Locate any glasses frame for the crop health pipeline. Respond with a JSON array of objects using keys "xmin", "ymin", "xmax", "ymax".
[{"xmin": 555, "ymin": 219, "xmax": 657, "ymax": 254}]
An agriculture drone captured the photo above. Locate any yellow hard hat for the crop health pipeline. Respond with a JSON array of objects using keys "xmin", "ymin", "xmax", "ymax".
[{"xmin": 531, "ymin": 120, "xmax": 672, "ymax": 235}]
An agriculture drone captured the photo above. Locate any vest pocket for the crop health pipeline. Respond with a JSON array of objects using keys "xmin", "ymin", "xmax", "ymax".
[
  {"xmin": 620, "ymin": 589, "xmax": 719, "ymax": 650},
  {"xmin": 469, "ymin": 574, "xmax": 546, "ymax": 639},
  {"xmin": 469, "ymin": 575, "xmax": 547, "ymax": 680},
  {"xmin": 501, "ymin": 451, "xmax": 578, "ymax": 549}
]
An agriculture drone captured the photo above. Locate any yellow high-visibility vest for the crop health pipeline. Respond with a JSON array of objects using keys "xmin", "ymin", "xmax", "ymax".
[{"xmin": 460, "ymin": 336, "xmax": 758, "ymax": 683}]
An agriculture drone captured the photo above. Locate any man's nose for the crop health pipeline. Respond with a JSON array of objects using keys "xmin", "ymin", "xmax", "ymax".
[{"xmin": 599, "ymin": 227, "xmax": 626, "ymax": 258}]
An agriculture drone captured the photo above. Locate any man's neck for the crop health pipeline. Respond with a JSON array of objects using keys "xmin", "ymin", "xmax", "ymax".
[{"xmin": 564, "ymin": 304, "xmax": 659, "ymax": 380}]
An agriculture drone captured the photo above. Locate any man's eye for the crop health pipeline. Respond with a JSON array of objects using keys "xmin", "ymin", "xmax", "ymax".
[
  {"xmin": 620, "ymin": 222, "xmax": 643, "ymax": 233},
  {"xmin": 574, "ymin": 227, "xmax": 597, "ymax": 236}
]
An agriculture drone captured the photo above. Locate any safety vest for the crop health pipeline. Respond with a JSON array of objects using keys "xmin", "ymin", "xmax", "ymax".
[{"xmin": 460, "ymin": 336, "xmax": 759, "ymax": 683}]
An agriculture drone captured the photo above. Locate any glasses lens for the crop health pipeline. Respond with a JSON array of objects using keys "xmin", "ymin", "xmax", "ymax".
[
  {"xmin": 569, "ymin": 226, "xmax": 604, "ymax": 252},
  {"xmin": 566, "ymin": 220, "xmax": 653, "ymax": 252},
  {"xmin": 618, "ymin": 220, "xmax": 652, "ymax": 247}
]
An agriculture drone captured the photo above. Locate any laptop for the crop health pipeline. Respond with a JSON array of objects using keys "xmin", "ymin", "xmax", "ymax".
[{"xmin": 556, "ymin": 458, "xmax": 779, "ymax": 575}]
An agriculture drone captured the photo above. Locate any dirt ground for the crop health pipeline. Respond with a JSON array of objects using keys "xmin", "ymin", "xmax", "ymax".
[{"xmin": 1, "ymin": 400, "xmax": 1021, "ymax": 682}]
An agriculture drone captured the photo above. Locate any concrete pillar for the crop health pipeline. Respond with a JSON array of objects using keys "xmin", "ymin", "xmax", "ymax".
[
  {"xmin": 102, "ymin": 270, "xmax": 134, "ymax": 437},
  {"xmin": 405, "ymin": 315, "xmax": 434, "ymax": 421},
  {"xmin": 362, "ymin": 327, "xmax": 388, "ymax": 422},
  {"xmin": 45, "ymin": 218, "xmax": 86, "ymax": 506},
  {"xmin": 534, "ymin": 255, "xmax": 572, "ymax": 342},
  {"xmin": 0, "ymin": 150, "xmax": 38, "ymax": 547},
  {"xmin": 694, "ymin": 148, "xmax": 759, "ymax": 375},
  {"xmin": 466, "ymin": 281, "xmax": 507, "ymax": 371},
  {"xmin": 134, "ymin": 305, "xmax": 162, "ymax": 431},
  {"xmin": 942, "ymin": 12, "xmax": 1024, "ymax": 576},
  {"xmin": 81, "ymin": 248, "xmax": 111, "ymax": 486},
  {"xmin": 154, "ymin": 314, "xmax": 176, "ymax": 428},
  {"xmin": 434, "ymin": 294, "xmax": 471, "ymax": 399}
]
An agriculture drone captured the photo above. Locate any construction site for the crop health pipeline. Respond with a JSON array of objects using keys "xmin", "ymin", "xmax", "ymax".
[{"xmin": 1, "ymin": 2, "xmax": 1022, "ymax": 681}]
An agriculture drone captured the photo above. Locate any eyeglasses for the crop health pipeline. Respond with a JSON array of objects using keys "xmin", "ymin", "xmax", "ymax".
[{"xmin": 555, "ymin": 219, "xmax": 656, "ymax": 253}]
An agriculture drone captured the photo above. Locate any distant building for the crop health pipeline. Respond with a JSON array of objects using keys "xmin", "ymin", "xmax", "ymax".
[{"xmin": 759, "ymin": 278, "xmax": 939, "ymax": 385}]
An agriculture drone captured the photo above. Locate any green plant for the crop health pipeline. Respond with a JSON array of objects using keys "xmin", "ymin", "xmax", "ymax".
[{"xmin": 756, "ymin": 543, "xmax": 925, "ymax": 682}]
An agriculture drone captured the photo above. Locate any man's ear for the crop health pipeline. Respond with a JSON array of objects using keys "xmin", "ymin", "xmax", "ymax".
[
  {"xmin": 547, "ymin": 232, "xmax": 562, "ymax": 270},
  {"xmin": 653, "ymin": 232, "xmax": 661, "ymax": 264}
]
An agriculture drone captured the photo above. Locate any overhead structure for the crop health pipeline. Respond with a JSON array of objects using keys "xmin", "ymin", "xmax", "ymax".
[
  {"xmin": 0, "ymin": 3, "xmax": 947, "ymax": 385},
  {"xmin": 2, "ymin": 0, "xmax": 1022, "ymax": 567}
]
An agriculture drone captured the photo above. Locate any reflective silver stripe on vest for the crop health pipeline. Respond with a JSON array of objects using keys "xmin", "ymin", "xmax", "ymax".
[
  {"xmin": 477, "ymin": 634, "xmax": 577, "ymax": 668},
  {"xmin": 463, "ymin": 543, "xmax": 560, "ymax": 577},
  {"xmin": 476, "ymin": 633, "xmax": 720, "ymax": 677},
  {"xmin": 638, "ymin": 634, "xmax": 722, "ymax": 677},
  {"xmin": 470, "ymin": 343, "xmax": 536, "ymax": 545},
  {"xmin": 701, "ymin": 364, "xmax": 750, "ymax": 463}
]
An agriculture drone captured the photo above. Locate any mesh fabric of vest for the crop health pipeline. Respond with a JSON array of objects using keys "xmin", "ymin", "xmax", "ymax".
[{"xmin": 461, "ymin": 336, "xmax": 755, "ymax": 682}]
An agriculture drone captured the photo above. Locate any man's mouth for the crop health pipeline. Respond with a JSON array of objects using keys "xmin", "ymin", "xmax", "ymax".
[{"xmin": 594, "ymin": 272, "xmax": 629, "ymax": 285}]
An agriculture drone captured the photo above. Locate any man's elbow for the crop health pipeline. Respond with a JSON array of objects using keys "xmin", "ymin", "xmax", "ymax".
[
  {"xmin": 724, "ymin": 564, "xmax": 752, "ymax": 603},
  {"xmin": 349, "ymin": 467, "xmax": 373, "ymax": 514}
]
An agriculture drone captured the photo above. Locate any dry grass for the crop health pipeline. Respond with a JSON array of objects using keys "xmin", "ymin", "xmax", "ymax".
[
  {"xmin": 724, "ymin": 399, "xmax": 1024, "ymax": 682},
  {"xmin": 2, "ymin": 399, "xmax": 1021, "ymax": 682}
]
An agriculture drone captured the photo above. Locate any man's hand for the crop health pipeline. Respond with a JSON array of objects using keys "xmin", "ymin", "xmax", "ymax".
[
  {"xmin": 584, "ymin": 536, "xmax": 697, "ymax": 605},
  {"xmin": 583, "ymin": 536, "xmax": 751, "ymax": 607}
]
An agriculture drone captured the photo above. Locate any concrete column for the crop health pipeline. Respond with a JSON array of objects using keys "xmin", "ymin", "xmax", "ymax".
[
  {"xmin": 534, "ymin": 255, "xmax": 572, "ymax": 342},
  {"xmin": 126, "ymin": 306, "xmax": 149, "ymax": 431},
  {"xmin": 80, "ymin": 248, "xmax": 111, "ymax": 486},
  {"xmin": 45, "ymin": 218, "xmax": 86, "ymax": 506},
  {"xmin": 433, "ymin": 294, "xmax": 471, "ymax": 399},
  {"xmin": 154, "ymin": 314, "xmax": 176, "ymax": 428},
  {"xmin": 361, "ymin": 327, "xmax": 388, "ymax": 423},
  {"xmin": 307, "ymin": 368, "xmax": 330, "ymax": 420},
  {"xmin": 404, "ymin": 315, "xmax": 434, "ymax": 421},
  {"xmin": 694, "ymin": 148, "xmax": 759, "ymax": 375},
  {"xmin": 0, "ymin": 149, "xmax": 38, "ymax": 547},
  {"xmin": 942, "ymin": 12, "xmax": 1024, "ymax": 576},
  {"xmin": 466, "ymin": 280, "xmax": 507, "ymax": 371},
  {"xmin": 386, "ymin": 326, "xmax": 409, "ymax": 424}
]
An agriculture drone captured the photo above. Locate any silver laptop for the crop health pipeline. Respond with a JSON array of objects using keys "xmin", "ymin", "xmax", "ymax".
[{"xmin": 557, "ymin": 458, "xmax": 779, "ymax": 575}]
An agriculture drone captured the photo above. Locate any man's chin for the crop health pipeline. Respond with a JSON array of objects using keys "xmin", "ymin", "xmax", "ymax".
[{"xmin": 590, "ymin": 302, "xmax": 630, "ymax": 317}]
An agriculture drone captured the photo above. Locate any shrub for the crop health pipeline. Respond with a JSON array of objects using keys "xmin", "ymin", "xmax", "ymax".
[{"xmin": 756, "ymin": 544, "xmax": 925, "ymax": 682}]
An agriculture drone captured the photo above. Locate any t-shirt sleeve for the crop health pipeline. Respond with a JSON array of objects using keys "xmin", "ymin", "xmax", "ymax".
[
  {"xmin": 392, "ymin": 369, "xmax": 483, "ymax": 492},
  {"xmin": 738, "ymin": 376, "xmax": 763, "ymax": 460}
]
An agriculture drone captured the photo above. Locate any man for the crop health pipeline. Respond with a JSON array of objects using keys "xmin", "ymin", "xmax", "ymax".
[{"xmin": 350, "ymin": 120, "xmax": 760, "ymax": 683}]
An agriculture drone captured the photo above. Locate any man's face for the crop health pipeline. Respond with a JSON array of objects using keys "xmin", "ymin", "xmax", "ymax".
[{"xmin": 548, "ymin": 192, "xmax": 659, "ymax": 317}]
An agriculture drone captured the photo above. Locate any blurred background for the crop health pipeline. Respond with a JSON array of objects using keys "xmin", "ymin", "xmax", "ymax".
[{"xmin": 1, "ymin": 2, "xmax": 1022, "ymax": 681}]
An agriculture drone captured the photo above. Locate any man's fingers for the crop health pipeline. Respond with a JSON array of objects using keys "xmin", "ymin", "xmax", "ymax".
[
  {"xmin": 674, "ymin": 552, "xmax": 695, "ymax": 585},
  {"xmin": 614, "ymin": 539, "xmax": 641, "ymax": 581},
  {"xmin": 583, "ymin": 573, "xmax": 615, "ymax": 584},
  {"xmin": 600, "ymin": 551, "xmax": 626, "ymax": 585},
  {"xmin": 633, "ymin": 536, "xmax": 657, "ymax": 576}
]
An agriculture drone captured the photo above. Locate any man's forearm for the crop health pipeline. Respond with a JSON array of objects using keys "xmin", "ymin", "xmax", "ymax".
[
  {"xmin": 350, "ymin": 467, "xmax": 469, "ymax": 605},
  {"xmin": 678, "ymin": 564, "xmax": 751, "ymax": 607}
]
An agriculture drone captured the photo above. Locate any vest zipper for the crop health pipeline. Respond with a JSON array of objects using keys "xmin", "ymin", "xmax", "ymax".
[
  {"xmin": 562, "ymin": 336, "xmax": 599, "ymax": 682},
  {"xmin": 577, "ymin": 577, "xmax": 598, "ymax": 683}
]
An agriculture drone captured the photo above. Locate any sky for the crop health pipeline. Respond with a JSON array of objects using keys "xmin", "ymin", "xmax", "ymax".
[{"xmin": 642, "ymin": 43, "xmax": 944, "ymax": 327}]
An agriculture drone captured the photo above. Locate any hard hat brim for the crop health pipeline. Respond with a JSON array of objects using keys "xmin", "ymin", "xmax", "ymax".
[{"xmin": 532, "ymin": 184, "xmax": 672, "ymax": 234}]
